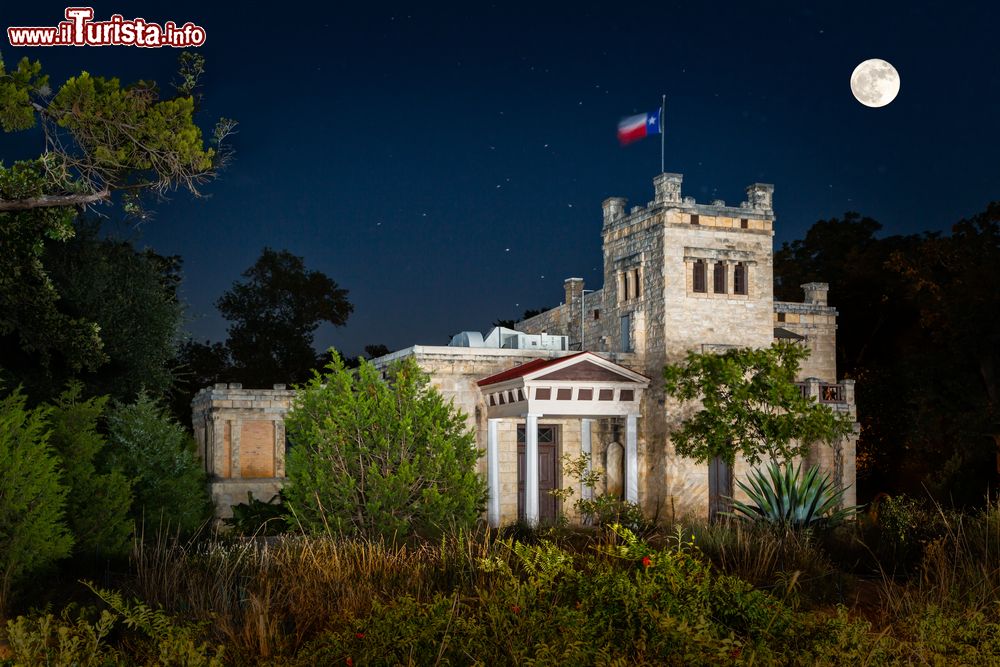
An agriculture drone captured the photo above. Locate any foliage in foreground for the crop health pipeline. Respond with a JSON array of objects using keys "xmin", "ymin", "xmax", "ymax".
[
  {"xmin": 284, "ymin": 352, "xmax": 486, "ymax": 540},
  {"xmin": 0, "ymin": 389, "xmax": 72, "ymax": 613},
  {"xmin": 46, "ymin": 384, "xmax": 133, "ymax": 558},
  {"xmin": 5, "ymin": 584, "xmax": 224, "ymax": 666},
  {"xmin": 9, "ymin": 518, "xmax": 1000, "ymax": 666}
]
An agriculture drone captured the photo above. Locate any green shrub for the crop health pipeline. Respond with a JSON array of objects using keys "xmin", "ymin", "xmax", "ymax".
[
  {"xmin": 0, "ymin": 387, "xmax": 73, "ymax": 613},
  {"xmin": 865, "ymin": 493, "xmax": 953, "ymax": 576},
  {"xmin": 728, "ymin": 462, "xmax": 860, "ymax": 528},
  {"xmin": 47, "ymin": 383, "xmax": 133, "ymax": 558},
  {"xmin": 797, "ymin": 605, "xmax": 896, "ymax": 665},
  {"xmin": 105, "ymin": 393, "xmax": 212, "ymax": 535},
  {"xmin": 5, "ymin": 587, "xmax": 225, "ymax": 667},
  {"xmin": 284, "ymin": 353, "xmax": 486, "ymax": 541},
  {"xmin": 5, "ymin": 607, "xmax": 117, "ymax": 666},
  {"xmin": 225, "ymin": 492, "xmax": 289, "ymax": 536},
  {"xmin": 903, "ymin": 605, "xmax": 1000, "ymax": 664}
]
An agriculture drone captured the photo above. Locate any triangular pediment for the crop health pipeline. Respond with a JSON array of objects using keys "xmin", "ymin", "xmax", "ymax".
[{"xmin": 534, "ymin": 359, "xmax": 642, "ymax": 384}]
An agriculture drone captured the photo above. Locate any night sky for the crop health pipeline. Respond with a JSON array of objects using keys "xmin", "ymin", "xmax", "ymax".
[{"xmin": 3, "ymin": 2, "xmax": 998, "ymax": 356}]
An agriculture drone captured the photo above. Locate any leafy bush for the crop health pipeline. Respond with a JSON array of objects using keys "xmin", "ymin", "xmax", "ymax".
[
  {"xmin": 5, "ymin": 587, "xmax": 225, "ymax": 667},
  {"xmin": 284, "ymin": 353, "xmax": 486, "ymax": 540},
  {"xmin": 105, "ymin": 393, "xmax": 212, "ymax": 535},
  {"xmin": 553, "ymin": 452, "xmax": 650, "ymax": 532},
  {"xmin": 5, "ymin": 606, "xmax": 117, "ymax": 666},
  {"xmin": 225, "ymin": 492, "xmax": 289, "ymax": 536},
  {"xmin": 864, "ymin": 493, "xmax": 956, "ymax": 575},
  {"xmin": 47, "ymin": 383, "xmax": 133, "ymax": 558},
  {"xmin": 0, "ymin": 387, "xmax": 73, "ymax": 612},
  {"xmin": 729, "ymin": 462, "xmax": 859, "ymax": 528}
]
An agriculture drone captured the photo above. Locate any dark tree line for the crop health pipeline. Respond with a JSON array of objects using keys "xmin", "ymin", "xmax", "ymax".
[
  {"xmin": 774, "ymin": 204, "xmax": 1000, "ymax": 505},
  {"xmin": 172, "ymin": 247, "xmax": 354, "ymax": 423}
]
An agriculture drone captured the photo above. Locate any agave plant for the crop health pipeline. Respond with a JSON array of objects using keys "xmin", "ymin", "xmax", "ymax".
[{"xmin": 727, "ymin": 462, "xmax": 860, "ymax": 528}]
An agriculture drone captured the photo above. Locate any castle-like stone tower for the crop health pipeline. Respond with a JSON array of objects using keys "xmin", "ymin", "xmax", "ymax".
[{"xmin": 519, "ymin": 173, "xmax": 857, "ymax": 517}]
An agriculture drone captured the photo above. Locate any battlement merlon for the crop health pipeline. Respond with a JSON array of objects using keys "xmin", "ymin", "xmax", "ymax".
[{"xmin": 602, "ymin": 173, "xmax": 776, "ymax": 231}]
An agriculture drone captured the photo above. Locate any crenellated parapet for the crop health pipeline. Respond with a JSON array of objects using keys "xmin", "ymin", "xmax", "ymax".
[{"xmin": 602, "ymin": 173, "xmax": 776, "ymax": 233}]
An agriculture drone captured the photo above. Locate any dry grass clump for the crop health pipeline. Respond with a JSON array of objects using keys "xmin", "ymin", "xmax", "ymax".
[{"xmin": 129, "ymin": 527, "xmax": 506, "ymax": 659}]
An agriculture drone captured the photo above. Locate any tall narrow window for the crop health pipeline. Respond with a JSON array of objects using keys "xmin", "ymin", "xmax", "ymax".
[
  {"xmin": 623, "ymin": 271, "xmax": 632, "ymax": 301},
  {"xmin": 713, "ymin": 262, "xmax": 727, "ymax": 294},
  {"xmin": 693, "ymin": 260, "xmax": 706, "ymax": 293},
  {"xmin": 632, "ymin": 268, "xmax": 641, "ymax": 299},
  {"xmin": 620, "ymin": 314, "xmax": 633, "ymax": 353},
  {"xmin": 734, "ymin": 262, "xmax": 748, "ymax": 295}
]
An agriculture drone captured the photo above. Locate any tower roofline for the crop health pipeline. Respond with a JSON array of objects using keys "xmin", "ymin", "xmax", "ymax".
[{"xmin": 602, "ymin": 173, "xmax": 776, "ymax": 229}]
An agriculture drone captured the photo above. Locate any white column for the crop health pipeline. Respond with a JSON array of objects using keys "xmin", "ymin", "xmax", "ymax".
[
  {"xmin": 625, "ymin": 414, "xmax": 638, "ymax": 504},
  {"xmin": 525, "ymin": 414, "xmax": 541, "ymax": 527},
  {"xmin": 581, "ymin": 418, "xmax": 594, "ymax": 500},
  {"xmin": 487, "ymin": 419, "xmax": 501, "ymax": 527}
]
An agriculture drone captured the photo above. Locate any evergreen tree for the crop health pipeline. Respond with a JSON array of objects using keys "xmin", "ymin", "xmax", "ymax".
[
  {"xmin": 47, "ymin": 384, "xmax": 133, "ymax": 558},
  {"xmin": 284, "ymin": 353, "xmax": 486, "ymax": 540},
  {"xmin": 0, "ymin": 388, "xmax": 73, "ymax": 613},
  {"xmin": 105, "ymin": 394, "xmax": 212, "ymax": 535}
]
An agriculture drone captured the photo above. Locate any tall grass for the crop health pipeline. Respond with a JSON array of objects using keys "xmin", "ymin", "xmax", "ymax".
[
  {"xmin": 683, "ymin": 518, "xmax": 841, "ymax": 602},
  {"xmin": 128, "ymin": 527, "xmax": 509, "ymax": 659},
  {"xmin": 878, "ymin": 497, "xmax": 1000, "ymax": 618},
  {"xmin": 94, "ymin": 500, "xmax": 1000, "ymax": 662}
]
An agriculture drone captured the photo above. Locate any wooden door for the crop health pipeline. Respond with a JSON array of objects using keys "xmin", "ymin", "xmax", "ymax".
[
  {"xmin": 517, "ymin": 425, "xmax": 559, "ymax": 523},
  {"xmin": 708, "ymin": 455, "xmax": 732, "ymax": 519}
]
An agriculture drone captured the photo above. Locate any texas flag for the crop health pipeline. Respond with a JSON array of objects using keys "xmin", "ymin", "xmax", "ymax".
[{"xmin": 617, "ymin": 110, "xmax": 661, "ymax": 145}]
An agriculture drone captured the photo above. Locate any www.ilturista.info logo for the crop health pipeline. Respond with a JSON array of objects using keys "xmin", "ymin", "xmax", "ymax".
[{"xmin": 7, "ymin": 7, "xmax": 206, "ymax": 47}]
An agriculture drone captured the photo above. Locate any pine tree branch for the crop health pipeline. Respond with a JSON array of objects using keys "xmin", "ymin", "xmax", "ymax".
[{"xmin": 0, "ymin": 189, "xmax": 110, "ymax": 211}]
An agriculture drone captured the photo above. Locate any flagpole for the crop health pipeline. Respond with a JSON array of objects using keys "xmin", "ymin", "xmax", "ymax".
[{"xmin": 660, "ymin": 94, "xmax": 665, "ymax": 174}]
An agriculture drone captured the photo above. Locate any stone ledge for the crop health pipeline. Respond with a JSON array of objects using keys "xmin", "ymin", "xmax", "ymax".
[{"xmin": 774, "ymin": 300, "xmax": 838, "ymax": 314}]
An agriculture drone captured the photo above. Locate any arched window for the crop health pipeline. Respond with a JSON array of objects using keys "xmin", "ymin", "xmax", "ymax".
[
  {"xmin": 693, "ymin": 260, "xmax": 706, "ymax": 293},
  {"xmin": 713, "ymin": 262, "xmax": 727, "ymax": 294},
  {"xmin": 734, "ymin": 262, "xmax": 748, "ymax": 295}
]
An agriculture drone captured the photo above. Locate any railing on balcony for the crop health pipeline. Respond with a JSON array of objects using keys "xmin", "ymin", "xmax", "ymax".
[
  {"xmin": 819, "ymin": 383, "xmax": 845, "ymax": 403},
  {"xmin": 795, "ymin": 381, "xmax": 847, "ymax": 403}
]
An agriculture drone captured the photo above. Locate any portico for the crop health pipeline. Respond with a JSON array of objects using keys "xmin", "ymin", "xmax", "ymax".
[{"xmin": 477, "ymin": 352, "xmax": 650, "ymax": 527}]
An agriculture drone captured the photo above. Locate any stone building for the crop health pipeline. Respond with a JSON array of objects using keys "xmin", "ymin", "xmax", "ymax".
[
  {"xmin": 191, "ymin": 384, "xmax": 292, "ymax": 517},
  {"xmin": 192, "ymin": 172, "xmax": 858, "ymax": 524},
  {"xmin": 510, "ymin": 173, "xmax": 857, "ymax": 521}
]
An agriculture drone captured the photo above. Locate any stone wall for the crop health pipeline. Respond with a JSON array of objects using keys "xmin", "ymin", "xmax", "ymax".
[
  {"xmin": 774, "ymin": 283, "xmax": 839, "ymax": 382},
  {"xmin": 191, "ymin": 383, "xmax": 293, "ymax": 519}
]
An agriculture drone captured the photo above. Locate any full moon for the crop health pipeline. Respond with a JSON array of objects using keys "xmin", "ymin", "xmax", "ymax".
[{"xmin": 850, "ymin": 58, "xmax": 900, "ymax": 108}]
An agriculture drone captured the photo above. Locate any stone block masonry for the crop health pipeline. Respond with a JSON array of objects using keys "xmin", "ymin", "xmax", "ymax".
[{"xmin": 191, "ymin": 383, "xmax": 293, "ymax": 519}]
